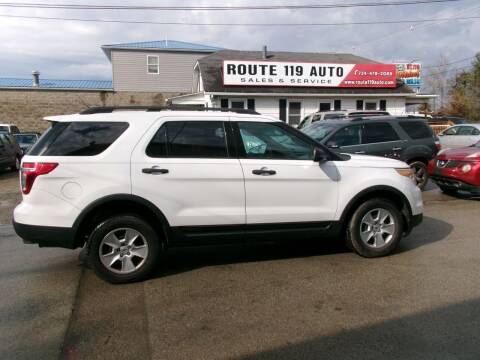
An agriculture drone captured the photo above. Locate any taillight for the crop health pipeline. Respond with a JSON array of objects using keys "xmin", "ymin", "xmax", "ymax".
[
  {"xmin": 21, "ymin": 162, "xmax": 58, "ymax": 195},
  {"xmin": 435, "ymin": 141, "xmax": 442, "ymax": 151}
]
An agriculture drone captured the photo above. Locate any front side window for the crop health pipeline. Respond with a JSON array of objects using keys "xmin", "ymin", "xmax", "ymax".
[
  {"xmin": 147, "ymin": 56, "xmax": 159, "ymax": 74},
  {"xmin": 363, "ymin": 123, "xmax": 399, "ymax": 143},
  {"xmin": 442, "ymin": 126, "xmax": 459, "ymax": 136},
  {"xmin": 303, "ymin": 123, "xmax": 339, "ymax": 142},
  {"xmin": 147, "ymin": 121, "xmax": 228, "ymax": 158},
  {"xmin": 237, "ymin": 122, "xmax": 313, "ymax": 160},
  {"xmin": 327, "ymin": 125, "xmax": 362, "ymax": 147},
  {"xmin": 29, "ymin": 122, "xmax": 129, "ymax": 156}
]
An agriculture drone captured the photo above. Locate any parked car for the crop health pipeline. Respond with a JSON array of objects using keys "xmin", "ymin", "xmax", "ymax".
[
  {"xmin": 13, "ymin": 133, "xmax": 40, "ymax": 154},
  {"xmin": 437, "ymin": 124, "xmax": 480, "ymax": 150},
  {"xmin": 0, "ymin": 133, "xmax": 22, "ymax": 171},
  {"xmin": 297, "ymin": 110, "xmax": 390, "ymax": 129},
  {"xmin": 0, "ymin": 123, "xmax": 21, "ymax": 135},
  {"xmin": 13, "ymin": 106, "xmax": 423, "ymax": 283},
  {"xmin": 302, "ymin": 116, "xmax": 438, "ymax": 189},
  {"xmin": 428, "ymin": 140, "xmax": 480, "ymax": 196}
]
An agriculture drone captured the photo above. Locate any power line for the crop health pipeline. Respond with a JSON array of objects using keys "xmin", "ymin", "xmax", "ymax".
[
  {"xmin": 0, "ymin": 0, "xmax": 464, "ymax": 11},
  {"xmin": 1, "ymin": 13, "xmax": 479, "ymax": 27},
  {"xmin": 423, "ymin": 56, "xmax": 477, "ymax": 69}
]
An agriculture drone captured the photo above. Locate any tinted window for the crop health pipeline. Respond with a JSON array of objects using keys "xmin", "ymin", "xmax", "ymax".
[
  {"xmin": 11, "ymin": 126, "xmax": 20, "ymax": 134},
  {"xmin": 303, "ymin": 123, "xmax": 339, "ymax": 142},
  {"xmin": 238, "ymin": 122, "xmax": 313, "ymax": 160},
  {"xmin": 363, "ymin": 123, "xmax": 399, "ymax": 143},
  {"xmin": 399, "ymin": 121, "xmax": 432, "ymax": 139},
  {"xmin": 29, "ymin": 122, "xmax": 128, "ymax": 156},
  {"xmin": 14, "ymin": 134, "xmax": 37, "ymax": 144},
  {"xmin": 0, "ymin": 126, "xmax": 8, "ymax": 133},
  {"xmin": 147, "ymin": 121, "xmax": 227, "ymax": 158},
  {"xmin": 458, "ymin": 126, "xmax": 476, "ymax": 135},
  {"xmin": 442, "ymin": 126, "xmax": 459, "ymax": 135},
  {"xmin": 324, "ymin": 113, "xmax": 346, "ymax": 120},
  {"xmin": 328, "ymin": 125, "xmax": 362, "ymax": 147}
]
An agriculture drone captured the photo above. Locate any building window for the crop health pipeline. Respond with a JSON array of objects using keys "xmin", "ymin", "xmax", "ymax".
[
  {"xmin": 229, "ymin": 99, "xmax": 246, "ymax": 109},
  {"xmin": 379, "ymin": 99, "xmax": 387, "ymax": 111},
  {"xmin": 319, "ymin": 101, "xmax": 332, "ymax": 111},
  {"xmin": 334, "ymin": 99, "xmax": 342, "ymax": 111},
  {"xmin": 364, "ymin": 101, "xmax": 378, "ymax": 110},
  {"xmin": 288, "ymin": 100, "xmax": 302, "ymax": 126},
  {"xmin": 356, "ymin": 100, "xmax": 364, "ymax": 110},
  {"xmin": 147, "ymin": 56, "xmax": 159, "ymax": 74}
]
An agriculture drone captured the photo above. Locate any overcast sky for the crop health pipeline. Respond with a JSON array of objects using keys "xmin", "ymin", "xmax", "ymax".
[{"xmin": 0, "ymin": 0, "xmax": 479, "ymax": 80}]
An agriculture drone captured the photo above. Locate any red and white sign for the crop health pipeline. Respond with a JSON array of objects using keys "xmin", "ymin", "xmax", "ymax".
[{"xmin": 223, "ymin": 61, "xmax": 397, "ymax": 88}]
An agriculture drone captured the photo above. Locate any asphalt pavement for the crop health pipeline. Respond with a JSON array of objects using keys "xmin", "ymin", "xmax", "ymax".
[{"xmin": 1, "ymin": 172, "xmax": 479, "ymax": 360}]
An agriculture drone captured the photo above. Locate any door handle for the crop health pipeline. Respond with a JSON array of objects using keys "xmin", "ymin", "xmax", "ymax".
[
  {"xmin": 252, "ymin": 167, "xmax": 276, "ymax": 176},
  {"xmin": 354, "ymin": 151, "xmax": 365, "ymax": 154},
  {"xmin": 142, "ymin": 167, "xmax": 169, "ymax": 175},
  {"xmin": 392, "ymin": 147, "xmax": 403, "ymax": 151}
]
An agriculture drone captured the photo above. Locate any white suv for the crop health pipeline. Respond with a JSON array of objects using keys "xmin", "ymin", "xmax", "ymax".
[{"xmin": 13, "ymin": 107, "xmax": 423, "ymax": 283}]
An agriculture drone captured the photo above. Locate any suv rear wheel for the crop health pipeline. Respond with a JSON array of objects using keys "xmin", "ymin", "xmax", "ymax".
[
  {"xmin": 409, "ymin": 161, "xmax": 428, "ymax": 190},
  {"xmin": 346, "ymin": 198, "xmax": 403, "ymax": 257},
  {"xmin": 88, "ymin": 215, "xmax": 162, "ymax": 283}
]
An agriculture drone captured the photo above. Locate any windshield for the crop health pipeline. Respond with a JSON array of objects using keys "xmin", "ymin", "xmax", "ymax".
[
  {"xmin": 14, "ymin": 134, "xmax": 37, "ymax": 144},
  {"xmin": 303, "ymin": 123, "xmax": 339, "ymax": 141}
]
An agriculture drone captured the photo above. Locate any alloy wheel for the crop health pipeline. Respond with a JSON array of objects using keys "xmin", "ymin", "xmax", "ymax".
[
  {"xmin": 359, "ymin": 208, "xmax": 396, "ymax": 249},
  {"xmin": 99, "ymin": 228, "xmax": 149, "ymax": 274}
]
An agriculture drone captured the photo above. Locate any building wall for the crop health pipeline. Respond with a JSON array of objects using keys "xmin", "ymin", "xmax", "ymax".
[
  {"xmin": 0, "ymin": 89, "xmax": 179, "ymax": 132},
  {"xmin": 111, "ymin": 50, "xmax": 208, "ymax": 92},
  {"xmin": 211, "ymin": 96, "xmax": 407, "ymax": 123}
]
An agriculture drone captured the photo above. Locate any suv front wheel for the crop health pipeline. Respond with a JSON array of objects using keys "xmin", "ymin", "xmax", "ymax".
[
  {"xmin": 346, "ymin": 198, "xmax": 403, "ymax": 257},
  {"xmin": 88, "ymin": 215, "xmax": 162, "ymax": 283}
]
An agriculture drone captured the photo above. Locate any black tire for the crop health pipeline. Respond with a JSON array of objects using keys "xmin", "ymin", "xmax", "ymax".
[
  {"xmin": 88, "ymin": 214, "xmax": 162, "ymax": 284},
  {"xmin": 409, "ymin": 161, "xmax": 428, "ymax": 190},
  {"xmin": 345, "ymin": 198, "xmax": 404, "ymax": 258},
  {"xmin": 439, "ymin": 186, "xmax": 457, "ymax": 196},
  {"xmin": 11, "ymin": 156, "xmax": 21, "ymax": 172}
]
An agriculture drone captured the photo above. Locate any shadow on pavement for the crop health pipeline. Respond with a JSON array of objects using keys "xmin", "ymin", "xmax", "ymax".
[
  {"xmin": 234, "ymin": 297, "xmax": 480, "ymax": 360},
  {"xmin": 154, "ymin": 214, "xmax": 452, "ymax": 279}
]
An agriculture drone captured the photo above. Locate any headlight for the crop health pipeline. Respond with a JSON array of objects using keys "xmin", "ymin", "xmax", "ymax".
[
  {"xmin": 461, "ymin": 164, "xmax": 472, "ymax": 173},
  {"xmin": 395, "ymin": 168, "xmax": 416, "ymax": 183}
]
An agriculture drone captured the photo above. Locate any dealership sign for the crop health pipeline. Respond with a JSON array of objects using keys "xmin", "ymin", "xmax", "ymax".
[
  {"xmin": 395, "ymin": 63, "xmax": 421, "ymax": 88},
  {"xmin": 223, "ymin": 60, "xmax": 397, "ymax": 88}
]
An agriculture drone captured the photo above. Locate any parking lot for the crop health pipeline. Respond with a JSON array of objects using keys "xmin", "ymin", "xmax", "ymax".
[{"xmin": 0, "ymin": 171, "xmax": 479, "ymax": 360}]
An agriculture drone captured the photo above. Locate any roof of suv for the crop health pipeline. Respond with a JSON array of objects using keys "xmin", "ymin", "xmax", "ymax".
[{"xmin": 321, "ymin": 116, "xmax": 428, "ymax": 124}]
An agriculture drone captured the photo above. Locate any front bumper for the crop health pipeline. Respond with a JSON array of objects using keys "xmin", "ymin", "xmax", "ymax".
[
  {"xmin": 430, "ymin": 175, "xmax": 480, "ymax": 194},
  {"xmin": 13, "ymin": 220, "xmax": 77, "ymax": 249}
]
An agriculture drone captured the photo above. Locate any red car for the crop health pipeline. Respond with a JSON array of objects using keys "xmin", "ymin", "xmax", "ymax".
[{"xmin": 428, "ymin": 141, "xmax": 480, "ymax": 195}]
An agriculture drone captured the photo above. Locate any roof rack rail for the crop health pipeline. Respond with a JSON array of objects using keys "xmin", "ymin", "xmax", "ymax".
[{"xmin": 79, "ymin": 105, "xmax": 259, "ymax": 115}]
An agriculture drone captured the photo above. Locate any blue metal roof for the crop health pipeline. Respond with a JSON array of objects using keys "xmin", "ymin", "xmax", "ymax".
[
  {"xmin": 0, "ymin": 78, "xmax": 113, "ymax": 90},
  {"xmin": 102, "ymin": 40, "xmax": 223, "ymax": 52}
]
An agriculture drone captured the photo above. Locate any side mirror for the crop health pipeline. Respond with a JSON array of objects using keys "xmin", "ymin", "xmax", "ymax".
[
  {"xmin": 314, "ymin": 147, "xmax": 329, "ymax": 162},
  {"xmin": 326, "ymin": 141, "xmax": 339, "ymax": 149}
]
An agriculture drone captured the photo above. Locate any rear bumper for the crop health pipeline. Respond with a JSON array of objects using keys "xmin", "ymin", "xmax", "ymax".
[
  {"xmin": 13, "ymin": 220, "xmax": 77, "ymax": 249},
  {"xmin": 430, "ymin": 176, "xmax": 480, "ymax": 194}
]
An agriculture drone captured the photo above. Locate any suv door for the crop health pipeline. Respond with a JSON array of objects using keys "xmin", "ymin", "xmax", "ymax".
[
  {"xmin": 233, "ymin": 119, "xmax": 339, "ymax": 224},
  {"xmin": 360, "ymin": 122, "xmax": 405, "ymax": 159},
  {"xmin": 131, "ymin": 117, "xmax": 246, "ymax": 231},
  {"xmin": 0, "ymin": 135, "xmax": 8, "ymax": 166}
]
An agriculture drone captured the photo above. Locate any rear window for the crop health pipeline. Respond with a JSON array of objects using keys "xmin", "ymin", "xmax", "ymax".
[
  {"xmin": 399, "ymin": 121, "xmax": 432, "ymax": 139},
  {"xmin": 28, "ymin": 122, "xmax": 129, "ymax": 156}
]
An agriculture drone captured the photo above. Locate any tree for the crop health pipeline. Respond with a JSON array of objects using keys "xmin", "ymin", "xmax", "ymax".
[{"xmin": 444, "ymin": 53, "xmax": 480, "ymax": 122}]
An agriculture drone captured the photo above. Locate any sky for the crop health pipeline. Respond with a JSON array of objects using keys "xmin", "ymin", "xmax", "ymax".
[{"xmin": 0, "ymin": 0, "xmax": 479, "ymax": 81}]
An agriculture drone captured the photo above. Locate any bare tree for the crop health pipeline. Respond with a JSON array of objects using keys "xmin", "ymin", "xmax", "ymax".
[{"xmin": 424, "ymin": 54, "xmax": 454, "ymax": 112}]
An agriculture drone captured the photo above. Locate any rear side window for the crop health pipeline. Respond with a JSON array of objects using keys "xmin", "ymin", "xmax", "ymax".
[
  {"xmin": 399, "ymin": 121, "xmax": 432, "ymax": 139},
  {"xmin": 28, "ymin": 122, "xmax": 129, "ymax": 156},
  {"xmin": 146, "ymin": 121, "xmax": 228, "ymax": 158}
]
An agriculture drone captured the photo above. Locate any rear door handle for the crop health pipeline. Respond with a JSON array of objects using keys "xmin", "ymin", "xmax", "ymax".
[
  {"xmin": 392, "ymin": 147, "xmax": 403, "ymax": 151},
  {"xmin": 252, "ymin": 167, "xmax": 276, "ymax": 176},
  {"xmin": 354, "ymin": 151, "xmax": 365, "ymax": 154},
  {"xmin": 142, "ymin": 167, "xmax": 169, "ymax": 174}
]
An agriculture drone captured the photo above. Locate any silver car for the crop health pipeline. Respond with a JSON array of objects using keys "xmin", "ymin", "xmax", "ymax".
[{"xmin": 438, "ymin": 124, "xmax": 480, "ymax": 150}]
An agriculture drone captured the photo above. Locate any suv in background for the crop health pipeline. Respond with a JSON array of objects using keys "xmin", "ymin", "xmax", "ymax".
[
  {"xmin": 303, "ymin": 117, "xmax": 438, "ymax": 189},
  {"xmin": 14, "ymin": 107, "xmax": 423, "ymax": 283},
  {"xmin": 0, "ymin": 124, "xmax": 21, "ymax": 135},
  {"xmin": 297, "ymin": 110, "xmax": 390, "ymax": 129},
  {"xmin": 0, "ymin": 132, "xmax": 22, "ymax": 171},
  {"xmin": 13, "ymin": 133, "xmax": 40, "ymax": 154}
]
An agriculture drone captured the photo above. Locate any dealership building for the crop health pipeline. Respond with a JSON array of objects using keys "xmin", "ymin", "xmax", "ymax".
[{"xmin": 170, "ymin": 48, "xmax": 434, "ymax": 125}]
